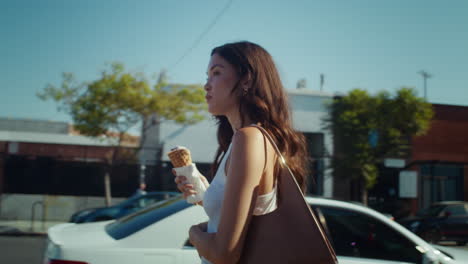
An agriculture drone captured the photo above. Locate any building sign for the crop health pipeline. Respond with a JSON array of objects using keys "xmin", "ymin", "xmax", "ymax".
[
  {"xmin": 384, "ymin": 158, "xmax": 405, "ymax": 168},
  {"xmin": 399, "ymin": 170, "xmax": 418, "ymax": 198}
]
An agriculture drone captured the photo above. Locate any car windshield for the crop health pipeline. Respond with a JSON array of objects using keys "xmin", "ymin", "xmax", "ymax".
[
  {"xmin": 125, "ymin": 192, "xmax": 180, "ymax": 209},
  {"xmin": 121, "ymin": 192, "xmax": 179, "ymax": 206},
  {"xmin": 106, "ymin": 196, "xmax": 192, "ymax": 240}
]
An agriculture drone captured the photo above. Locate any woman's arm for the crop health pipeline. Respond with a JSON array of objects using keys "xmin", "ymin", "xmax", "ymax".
[{"xmin": 189, "ymin": 127, "xmax": 266, "ymax": 264}]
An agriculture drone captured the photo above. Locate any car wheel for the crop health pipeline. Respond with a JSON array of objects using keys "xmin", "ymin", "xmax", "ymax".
[
  {"xmin": 94, "ymin": 216, "xmax": 113, "ymax": 221},
  {"xmin": 456, "ymin": 241, "xmax": 466, "ymax": 246},
  {"xmin": 421, "ymin": 229, "xmax": 441, "ymax": 244}
]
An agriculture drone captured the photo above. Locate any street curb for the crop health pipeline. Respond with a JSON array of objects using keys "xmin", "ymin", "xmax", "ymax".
[
  {"xmin": 0, "ymin": 226, "xmax": 47, "ymax": 237},
  {"xmin": 0, "ymin": 232, "xmax": 46, "ymax": 237}
]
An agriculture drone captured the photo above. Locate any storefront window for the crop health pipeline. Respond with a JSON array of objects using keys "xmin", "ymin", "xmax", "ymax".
[{"xmin": 420, "ymin": 164, "xmax": 464, "ymax": 208}]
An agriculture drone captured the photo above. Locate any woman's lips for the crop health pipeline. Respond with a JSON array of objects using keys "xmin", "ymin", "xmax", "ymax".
[{"xmin": 205, "ymin": 95, "xmax": 212, "ymax": 101}]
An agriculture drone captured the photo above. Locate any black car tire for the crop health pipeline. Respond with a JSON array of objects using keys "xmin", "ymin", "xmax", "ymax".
[
  {"xmin": 93, "ymin": 216, "xmax": 113, "ymax": 222},
  {"xmin": 456, "ymin": 241, "xmax": 466, "ymax": 246}
]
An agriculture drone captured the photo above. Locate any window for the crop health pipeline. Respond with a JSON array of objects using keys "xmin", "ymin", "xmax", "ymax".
[
  {"xmin": 420, "ymin": 164, "xmax": 464, "ymax": 208},
  {"xmin": 106, "ymin": 197, "xmax": 192, "ymax": 240},
  {"xmin": 303, "ymin": 132, "xmax": 325, "ymax": 195},
  {"xmin": 317, "ymin": 206, "xmax": 423, "ymax": 263}
]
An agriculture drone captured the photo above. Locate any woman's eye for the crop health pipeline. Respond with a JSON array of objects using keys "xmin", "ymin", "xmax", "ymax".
[{"xmin": 206, "ymin": 71, "xmax": 220, "ymax": 81}]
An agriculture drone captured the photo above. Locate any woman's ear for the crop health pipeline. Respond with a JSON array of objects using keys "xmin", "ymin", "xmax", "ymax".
[{"xmin": 241, "ymin": 72, "xmax": 253, "ymax": 89}]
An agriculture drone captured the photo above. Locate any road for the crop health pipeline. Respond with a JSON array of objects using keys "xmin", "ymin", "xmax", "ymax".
[
  {"xmin": 0, "ymin": 235, "xmax": 467, "ymax": 264},
  {"xmin": 0, "ymin": 235, "xmax": 47, "ymax": 264}
]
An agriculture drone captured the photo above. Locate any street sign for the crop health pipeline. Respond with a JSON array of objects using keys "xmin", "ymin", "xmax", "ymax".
[{"xmin": 368, "ymin": 130, "xmax": 378, "ymax": 148}]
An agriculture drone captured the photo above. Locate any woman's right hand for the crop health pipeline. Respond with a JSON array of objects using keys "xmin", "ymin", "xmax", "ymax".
[
  {"xmin": 174, "ymin": 174, "xmax": 196, "ymax": 199},
  {"xmin": 173, "ymin": 170, "xmax": 209, "ymax": 201}
]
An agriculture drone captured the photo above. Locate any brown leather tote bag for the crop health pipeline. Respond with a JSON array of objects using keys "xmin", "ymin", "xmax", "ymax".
[{"xmin": 238, "ymin": 125, "xmax": 338, "ymax": 264}]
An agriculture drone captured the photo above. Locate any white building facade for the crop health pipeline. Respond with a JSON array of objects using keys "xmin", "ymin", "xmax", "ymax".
[{"xmin": 143, "ymin": 89, "xmax": 335, "ymax": 197}]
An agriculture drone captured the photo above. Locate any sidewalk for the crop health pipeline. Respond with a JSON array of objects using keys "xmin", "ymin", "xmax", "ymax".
[{"xmin": 0, "ymin": 219, "xmax": 66, "ymax": 236}]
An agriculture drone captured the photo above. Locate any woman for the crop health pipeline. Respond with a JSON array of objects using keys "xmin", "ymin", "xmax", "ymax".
[{"xmin": 174, "ymin": 41, "xmax": 309, "ymax": 264}]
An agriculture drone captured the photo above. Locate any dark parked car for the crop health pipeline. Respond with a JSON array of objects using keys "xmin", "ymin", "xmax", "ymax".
[
  {"xmin": 399, "ymin": 201, "xmax": 468, "ymax": 245},
  {"xmin": 70, "ymin": 191, "xmax": 180, "ymax": 223}
]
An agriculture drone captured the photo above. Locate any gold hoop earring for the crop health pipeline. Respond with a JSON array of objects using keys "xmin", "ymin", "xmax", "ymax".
[{"xmin": 243, "ymin": 86, "xmax": 248, "ymax": 96}]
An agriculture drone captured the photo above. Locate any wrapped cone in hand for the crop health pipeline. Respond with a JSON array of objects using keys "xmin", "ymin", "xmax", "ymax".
[
  {"xmin": 167, "ymin": 146, "xmax": 206, "ymax": 204},
  {"xmin": 168, "ymin": 146, "xmax": 192, "ymax": 167}
]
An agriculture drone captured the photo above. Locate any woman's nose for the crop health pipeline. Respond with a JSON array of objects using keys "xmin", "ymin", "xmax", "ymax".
[{"xmin": 204, "ymin": 82, "xmax": 210, "ymax": 91}]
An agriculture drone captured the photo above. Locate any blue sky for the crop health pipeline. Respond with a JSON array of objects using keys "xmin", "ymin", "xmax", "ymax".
[{"xmin": 1, "ymin": 0, "xmax": 467, "ymax": 125}]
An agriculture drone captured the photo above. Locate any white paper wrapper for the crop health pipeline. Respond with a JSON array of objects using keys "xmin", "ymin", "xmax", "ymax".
[{"xmin": 173, "ymin": 163, "xmax": 207, "ymax": 204}]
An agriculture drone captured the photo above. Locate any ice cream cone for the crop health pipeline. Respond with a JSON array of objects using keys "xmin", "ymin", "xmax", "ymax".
[
  {"xmin": 167, "ymin": 146, "xmax": 192, "ymax": 167},
  {"xmin": 168, "ymin": 146, "xmax": 206, "ymax": 204}
]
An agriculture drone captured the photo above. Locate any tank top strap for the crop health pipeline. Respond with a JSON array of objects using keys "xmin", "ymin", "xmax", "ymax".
[{"xmin": 219, "ymin": 143, "xmax": 232, "ymax": 177}]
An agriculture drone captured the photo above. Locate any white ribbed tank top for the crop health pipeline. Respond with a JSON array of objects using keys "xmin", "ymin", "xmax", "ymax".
[{"xmin": 201, "ymin": 142, "xmax": 277, "ymax": 264}]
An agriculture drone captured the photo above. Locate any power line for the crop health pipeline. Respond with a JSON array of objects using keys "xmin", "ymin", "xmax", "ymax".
[{"xmin": 168, "ymin": 0, "xmax": 234, "ymax": 71}]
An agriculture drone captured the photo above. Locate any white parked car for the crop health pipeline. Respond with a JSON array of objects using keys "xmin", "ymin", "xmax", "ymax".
[{"xmin": 43, "ymin": 196, "xmax": 468, "ymax": 264}]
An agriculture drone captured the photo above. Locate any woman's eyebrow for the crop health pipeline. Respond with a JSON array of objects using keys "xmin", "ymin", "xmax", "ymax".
[{"xmin": 206, "ymin": 64, "xmax": 224, "ymax": 74}]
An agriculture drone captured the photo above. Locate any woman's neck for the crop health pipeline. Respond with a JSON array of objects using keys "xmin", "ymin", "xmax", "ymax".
[{"xmin": 226, "ymin": 110, "xmax": 253, "ymax": 133}]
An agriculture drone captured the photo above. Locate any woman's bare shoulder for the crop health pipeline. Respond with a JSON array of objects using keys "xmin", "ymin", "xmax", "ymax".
[
  {"xmin": 232, "ymin": 127, "xmax": 270, "ymax": 160},
  {"xmin": 233, "ymin": 126, "xmax": 263, "ymax": 143}
]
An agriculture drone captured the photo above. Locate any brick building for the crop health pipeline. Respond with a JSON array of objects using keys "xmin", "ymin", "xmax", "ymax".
[
  {"xmin": 406, "ymin": 104, "xmax": 468, "ymax": 211},
  {"xmin": 0, "ymin": 118, "xmax": 141, "ymax": 197},
  {"xmin": 0, "ymin": 118, "xmax": 138, "ymax": 161},
  {"xmin": 346, "ymin": 104, "xmax": 468, "ymax": 218}
]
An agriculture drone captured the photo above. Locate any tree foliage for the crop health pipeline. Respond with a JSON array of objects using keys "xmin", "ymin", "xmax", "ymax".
[
  {"xmin": 37, "ymin": 62, "xmax": 207, "ymax": 205},
  {"xmin": 38, "ymin": 62, "xmax": 207, "ymax": 143},
  {"xmin": 325, "ymin": 87, "xmax": 433, "ymax": 201}
]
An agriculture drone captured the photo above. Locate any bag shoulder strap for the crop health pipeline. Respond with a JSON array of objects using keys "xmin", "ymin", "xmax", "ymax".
[
  {"xmin": 247, "ymin": 124, "xmax": 304, "ymax": 193},
  {"xmin": 247, "ymin": 125, "xmax": 287, "ymax": 165}
]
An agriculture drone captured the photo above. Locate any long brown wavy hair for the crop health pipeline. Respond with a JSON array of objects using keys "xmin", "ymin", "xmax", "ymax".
[{"xmin": 209, "ymin": 41, "xmax": 310, "ymax": 192}]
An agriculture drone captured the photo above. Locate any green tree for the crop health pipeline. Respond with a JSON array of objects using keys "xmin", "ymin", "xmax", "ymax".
[
  {"xmin": 325, "ymin": 87, "xmax": 433, "ymax": 204},
  {"xmin": 38, "ymin": 62, "xmax": 206, "ymax": 205}
]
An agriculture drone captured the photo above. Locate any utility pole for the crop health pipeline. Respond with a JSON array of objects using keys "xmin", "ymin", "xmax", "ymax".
[
  {"xmin": 418, "ymin": 70, "xmax": 432, "ymax": 100},
  {"xmin": 320, "ymin": 74, "xmax": 325, "ymax": 91}
]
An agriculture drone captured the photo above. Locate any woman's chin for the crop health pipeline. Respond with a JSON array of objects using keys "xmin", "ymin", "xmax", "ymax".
[{"xmin": 208, "ymin": 106, "xmax": 219, "ymax": 115}]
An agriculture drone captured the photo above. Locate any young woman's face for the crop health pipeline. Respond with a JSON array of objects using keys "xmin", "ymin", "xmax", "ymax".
[{"xmin": 204, "ymin": 53, "xmax": 240, "ymax": 116}]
